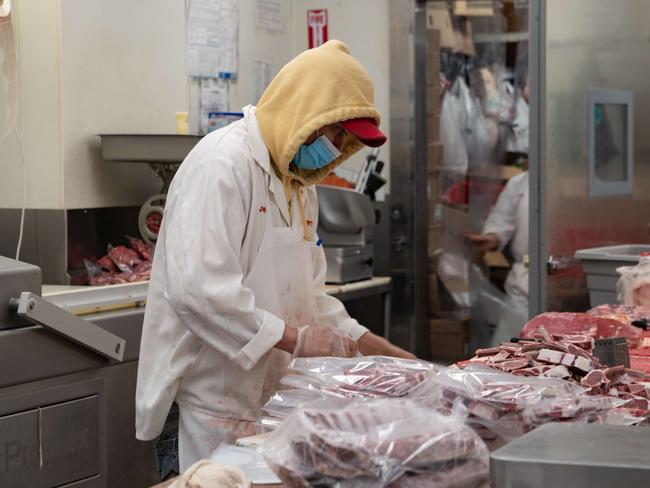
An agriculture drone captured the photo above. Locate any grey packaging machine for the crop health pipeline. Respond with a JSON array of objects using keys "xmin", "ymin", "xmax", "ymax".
[{"xmin": 0, "ymin": 255, "xmax": 158, "ymax": 487}]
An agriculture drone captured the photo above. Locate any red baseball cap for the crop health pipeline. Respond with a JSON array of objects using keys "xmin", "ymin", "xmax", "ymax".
[{"xmin": 340, "ymin": 118, "xmax": 387, "ymax": 147}]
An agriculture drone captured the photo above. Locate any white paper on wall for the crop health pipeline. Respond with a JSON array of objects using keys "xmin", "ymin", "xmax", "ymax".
[
  {"xmin": 199, "ymin": 78, "xmax": 229, "ymax": 133},
  {"xmin": 253, "ymin": 59, "xmax": 273, "ymax": 103},
  {"xmin": 256, "ymin": 0, "xmax": 284, "ymax": 32},
  {"xmin": 187, "ymin": 0, "xmax": 238, "ymax": 77}
]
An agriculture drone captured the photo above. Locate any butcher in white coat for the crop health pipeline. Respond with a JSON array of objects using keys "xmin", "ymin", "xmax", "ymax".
[
  {"xmin": 467, "ymin": 172, "xmax": 529, "ymax": 345},
  {"xmin": 135, "ymin": 40, "xmax": 413, "ymax": 471}
]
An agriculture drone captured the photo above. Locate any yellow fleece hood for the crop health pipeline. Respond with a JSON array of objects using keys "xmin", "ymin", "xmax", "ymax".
[{"xmin": 255, "ymin": 40, "xmax": 381, "ymax": 185}]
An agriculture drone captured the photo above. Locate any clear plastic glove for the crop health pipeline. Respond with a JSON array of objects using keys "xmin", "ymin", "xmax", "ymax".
[{"xmin": 293, "ymin": 325, "xmax": 358, "ymax": 358}]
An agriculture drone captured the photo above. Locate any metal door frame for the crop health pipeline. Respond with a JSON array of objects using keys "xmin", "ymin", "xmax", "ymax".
[
  {"xmin": 388, "ymin": 0, "xmax": 430, "ymax": 358},
  {"xmin": 528, "ymin": 0, "xmax": 547, "ymax": 316}
]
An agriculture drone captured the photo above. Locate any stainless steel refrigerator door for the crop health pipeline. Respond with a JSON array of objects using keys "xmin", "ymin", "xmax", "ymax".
[{"xmin": 529, "ymin": 0, "xmax": 650, "ymax": 314}]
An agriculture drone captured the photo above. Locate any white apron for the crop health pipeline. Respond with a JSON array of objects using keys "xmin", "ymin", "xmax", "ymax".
[{"xmin": 178, "ymin": 181, "xmax": 320, "ymax": 471}]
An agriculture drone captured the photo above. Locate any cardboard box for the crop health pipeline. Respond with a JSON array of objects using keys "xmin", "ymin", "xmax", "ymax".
[
  {"xmin": 427, "ymin": 142, "xmax": 443, "ymax": 174},
  {"xmin": 427, "ymin": 113, "xmax": 440, "ymax": 144},
  {"xmin": 428, "ymin": 272, "xmax": 439, "ymax": 314},
  {"xmin": 427, "ymin": 29, "xmax": 441, "ymax": 56},
  {"xmin": 428, "ymin": 224, "xmax": 441, "ymax": 257},
  {"xmin": 426, "ymin": 5, "xmax": 456, "ymax": 50},
  {"xmin": 426, "ymin": 29, "xmax": 441, "ymax": 88},
  {"xmin": 430, "ymin": 332, "xmax": 467, "ymax": 362},
  {"xmin": 430, "ymin": 318, "xmax": 470, "ymax": 362},
  {"xmin": 456, "ymin": 18, "xmax": 476, "ymax": 56},
  {"xmin": 428, "ymin": 254, "xmax": 439, "ymax": 274},
  {"xmin": 426, "ymin": 85, "xmax": 441, "ymax": 115},
  {"xmin": 427, "ymin": 56, "xmax": 440, "ymax": 88},
  {"xmin": 454, "ymin": 0, "xmax": 495, "ymax": 17},
  {"xmin": 484, "ymin": 251, "xmax": 509, "ymax": 268},
  {"xmin": 427, "ymin": 172, "xmax": 443, "ymax": 207},
  {"xmin": 430, "ymin": 318, "xmax": 469, "ymax": 335}
]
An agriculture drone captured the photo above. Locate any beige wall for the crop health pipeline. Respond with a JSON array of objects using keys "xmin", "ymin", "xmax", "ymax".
[
  {"xmin": 0, "ymin": 0, "xmax": 391, "ymax": 210},
  {"xmin": 0, "ymin": 0, "xmax": 62, "ymax": 209},
  {"xmin": 60, "ymin": 0, "xmax": 186, "ymax": 209}
]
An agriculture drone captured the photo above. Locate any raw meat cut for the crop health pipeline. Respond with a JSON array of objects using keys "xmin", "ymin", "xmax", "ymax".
[
  {"xmin": 581, "ymin": 370, "xmax": 607, "ymax": 389},
  {"xmin": 520, "ymin": 312, "xmax": 642, "ymax": 349}
]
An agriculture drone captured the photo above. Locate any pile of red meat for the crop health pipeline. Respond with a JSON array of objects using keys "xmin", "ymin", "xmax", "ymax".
[
  {"xmin": 519, "ymin": 312, "xmax": 643, "ymax": 348},
  {"xmin": 588, "ymin": 305, "xmax": 650, "ymax": 374},
  {"xmin": 417, "ymin": 362, "xmax": 641, "ymax": 450},
  {"xmin": 454, "ymin": 328, "xmax": 649, "ymax": 445},
  {"xmin": 85, "ymin": 236, "xmax": 153, "ymax": 286}
]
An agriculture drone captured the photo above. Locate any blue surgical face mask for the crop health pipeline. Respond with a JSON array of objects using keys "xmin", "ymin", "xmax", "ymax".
[{"xmin": 292, "ymin": 134, "xmax": 342, "ymax": 170}]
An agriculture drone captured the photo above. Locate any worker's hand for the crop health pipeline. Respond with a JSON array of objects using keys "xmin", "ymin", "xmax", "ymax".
[
  {"xmin": 293, "ymin": 325, "xmax": 358, "ymax": 358},
  {"xmin": 357, "ymin": 332, "xmax": 417, "ymax": 360},
  {"xmin": 465, "ymin": 232, "xmax": 499, "ymax": 252}
]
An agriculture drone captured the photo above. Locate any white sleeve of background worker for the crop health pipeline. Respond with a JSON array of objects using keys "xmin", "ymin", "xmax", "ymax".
[
  {"xmin": 309, "ymin": 199, "xmax": 369, "ymax": 341},
  {"xmin": 482, "ymin": 174, "xmax": 521, "ymax": 250},
  {"xmin": 162, "ymin": 140, "xmax": 285, "ymax": 372}
]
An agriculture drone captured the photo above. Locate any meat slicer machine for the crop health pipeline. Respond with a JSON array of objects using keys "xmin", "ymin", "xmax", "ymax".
[
  {"xmin": 100, "ymin": 134, "xmax": 202, "ymax": 245},
  {"xmin": 316, "ymin": 185, "xmax": 376, "ymax": 284}
]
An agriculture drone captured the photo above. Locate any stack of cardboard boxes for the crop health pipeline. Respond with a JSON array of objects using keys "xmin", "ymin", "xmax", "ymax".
[
  {"xmin": 425, "ymin": 26, "xmax": 470, "ymax": 363},
  {"xmin": 426, "ymin": 2, "xmax": 527, "ymax": 363}
]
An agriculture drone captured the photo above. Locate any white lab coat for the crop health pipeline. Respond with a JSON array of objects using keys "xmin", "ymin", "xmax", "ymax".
[
  {"xmin": 135, "ymin": 106, "xmax": 368, "ymax": 451},
  {"xmin": 483, "ymin": 171, "xmax": 529, "ymax": 345}
]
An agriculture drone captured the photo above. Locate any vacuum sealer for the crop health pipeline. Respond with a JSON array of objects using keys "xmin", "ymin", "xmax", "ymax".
[{"xmin": 316, "ymin": 185, "xmax": 376, "ymax": 284}]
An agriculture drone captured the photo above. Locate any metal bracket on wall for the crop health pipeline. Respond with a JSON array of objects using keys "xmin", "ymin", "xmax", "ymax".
[{"xmin": 9, "ymin": 292, "xmax": 126, "ymax": 361}]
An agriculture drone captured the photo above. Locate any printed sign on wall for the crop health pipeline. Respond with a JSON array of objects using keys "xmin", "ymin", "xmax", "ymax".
[{"xmin": 307, "ymin": 9, "xmax": 328, "ymax": 49}]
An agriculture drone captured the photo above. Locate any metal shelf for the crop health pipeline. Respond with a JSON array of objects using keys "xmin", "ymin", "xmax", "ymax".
[{"xmin": 100, "ymin": 134, "xmax": 203, "ymax": 164}]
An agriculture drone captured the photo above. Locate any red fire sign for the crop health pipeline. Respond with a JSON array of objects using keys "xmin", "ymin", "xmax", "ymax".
[{"xmin": 307, "ymin": 9, "xmax": 328, "ymax": 49}]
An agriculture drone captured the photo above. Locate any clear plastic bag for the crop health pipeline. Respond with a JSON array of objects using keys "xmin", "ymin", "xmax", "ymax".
[
  {"xmin": 419, "ymin": 364, "xmax": 585, "ymax": 414},
  {"xmin": 618, "ymin": 256, "xmax": 650, "ymax": 307},
  {"xmin": 259, "ymin": 398, "xmax": 489, "ymax": 488},
  {"xmin": 107, "ymin": 244, "xmax": 142, "ymax": 272},
  {"xmin": 84, "ymin": 258, "xmax": 113, "ymax": 286},
  {"xmin": 259, "ymin": 357, "xmax": 439, "ymax": 433},
  {"xmin": 441, "ymin": 79, "xmax": 469, "ymax": 174},
  {"xmin": 410, "ymin": 364, "xmax": 647, "ymax": 445},
  {"xmin": 126, "ymin": 235, "xmax": 153, "ymax": 261},
  {"xmin": 285, "ymin": 356, "xmax": 438, "ymax": 399},
  {"xmin": 262, "ymin": 389, "xmax": 328, "ymax": 420}
]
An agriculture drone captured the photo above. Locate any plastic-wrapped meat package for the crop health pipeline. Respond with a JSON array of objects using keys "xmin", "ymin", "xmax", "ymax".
[
  {"xmin": 259, "ymin": 398, "xmax": 489, "ymax": 488},
  {"xmin": 84, "ymin": 258, "xmax": 113, "ymax": 286},
  {"xmin": 520, "ymin": 312, "xmax": 642, "ymax": 349},
  {"xmin": 127, "ymin": 235, "xmax": 153, "ymax": 261},
  {"xmin": 422, "ymin": 365, "xmax": 585, "ymax": 413},
  {"xmin": 285, "ymin": 356, "xmax": 438, "ymax": 399},
  {"xmin": 110, "ymin": 270, "xmax": 134, "ymax": 284},
  {"xmin": 129, "ymin": 261, "xmax": 152, "ymax": 282},
  {"xmin": 107, "ymin": 244, "xmax": 142, "ymax": 271},
  {"xmin": 96, "ymin": 255, "xmax": 118, "ymax": 273}
]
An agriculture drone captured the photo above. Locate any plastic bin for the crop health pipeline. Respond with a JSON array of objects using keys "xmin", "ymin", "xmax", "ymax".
[{"xmin": 574, "ymin": 244, "xmax": 650, "ymax": 306}]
